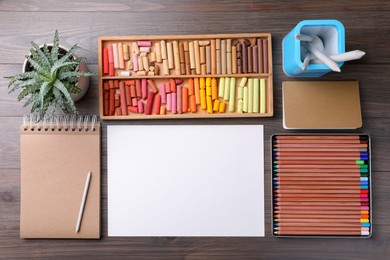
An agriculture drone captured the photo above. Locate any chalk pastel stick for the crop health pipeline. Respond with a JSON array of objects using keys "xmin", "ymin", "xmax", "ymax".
[
  {"xmin": 229, "ymin": 77, "xmax": 236, "ymax": 112},
  {"xmin": 211, "ymin": 39, "xmax": 216, "ymax": 74},
  {"xmin": 170, "ymin": 79, "xmax": 176, "ymax": 93},
  {"xmin": 223, "ymin": 77, "xmax": 230, "ymax": 101},
  {"xmin": 242, "ymin": 42, "xmax": 247, "ymax": 73},
  {"xmin": 253, "ymin": 78, "xmax": 259, "ymax": 113},
  {"xmin": 206, "ymin": 46, "xmax": 211, "ymax": 74},
  {"xmin": 138, "ymin": 100, "xmax": 144, "ymax": 113},
  {"xmin": 128, "ymin": 106, "xmax": 138, "ymax": 114},
  {"xmin": 207, "ymin": 96, "xmax": 213, "ymax": 114},
  {"xmin": 109, "ymin": 88, "xmax": 115, "ymax": 115},
  {"xmin": 206, "ymin": 77, "xmax": 212, "ymax": 97},
  {"xmin": 132, "ymin": 98, "xmax": 137, "ymax": 107},
  {"xmin": 104, "ymin": 91, "xmax": 109, "ymax": 116},
  {"xmin": 160, "ymin": 40, "xmax": 167, "ymax": 60},
  {"xmin": 253, "ymin": 45, "xmax": 258, "ymax": 73},
  {"xmin": 260, "ymin": 78, "xmax": 266, "ymax": 113},
  {"xmin": 176, "ymin": 86, "xmax": 182, "ymax": 114},
  {"xmin": 103, "ymin": 47, "xmax": 109, "ymax": 74},
  {"xmin": 161, "ymin": 83, "xmax": 167, "ymax": 104},
  {"xmin": 165, "ymin": 83, "xmax": 171, "ymax": 93},
  {"xmin": 132, "ymin": 53, "xmax": 138, "ymax": 72},
  {"xmin": 242, "ymin": 87, "xmax": 248, "ymax": 112},
  {"xmin": 189, "ymin": 41, "xmax": 195, "ymax": 69},
  {"xmin": 108, "ymin": 45, "xmax": 115, "ymax": 76},
  {"xmin": 232, "ymin": 46, "xmax": 237, "ymax": 74},
  {"xmin": 125, "ymin": 85, "xmax": 131, "ymax": 105},
  {"xmin": 190, "ymin": 95, "xmax": 197, "ymax": 113},
  {"xmin": 213, "ymin": 99, "xmax": 220, "ymax": 112},
  {"xmin": 137, "ymin": 41, "xmax": 151, "ymax": 47},
  {"xmin": 237, "ymin": 99, "xmax": 243, "ymax": 113},
  {"xmin": 147, "ymin": 79, "xmax": 158, "ymax": 93},
  {"xmin": 194, "ymin": 40, "xmax": 201, "ymax": 74},
  {"xmin": 132, "ymin": 42, "xmax": 140, "ymax": 54},
  {"xmin": 216, "ymin": 39, "xmax": 221, "ymax": 74},
  {"xmin": 200, "ymin": 88, "xmax": 207, "ymax": 110},
  {"xmin": 258, "ymin": 39, "xmax": 263, "ymax": 73},
  {"xmin": 240, "ymin": 77, "xmax": 248, "ymax": 87},
  {"xmin": 118, "ymin": 43, "xmax": 125, "ymax": 69},
  {"xmin": 137, "ymin": 57, "xmax": 144, "ymax": 71},
  {"xmin": 182, "ymin": 86, "xmax": 188, "ymax": 113},
  {"xmin": 145, "ymin": 91, "xmax": 155, "ymax": 115},
  {"xmin": 211, "ymin": 78, "xmax": 218, "ymax": 100},
  {"xmin": 263, "ymin": 39, "xmax": 268, "ymax": 73},
  {"xmin": 218, "ymin": 77, "xmax": 225, "ymax": 98},
  {"xmin": 248, "ymin": 78, "xmax": 253, "ymax": 113},
  {"xmin": 130, "ymin": 84, "xmax": 136, "ymax": 98},
  {"xmin": 162, "ymin": 59, "xmax": 169, "ymax": 75},
  {"xmin": 171, "ymin": 92, "xmax": 177, "ymax": 114},
  {"xmin": 221, "ymin": 40, "xmax": 226, "ymax": 74},
  {"xmin": 247, "ymin": 46, "xmax": 253, "ymax": 73},
  {"xmin": 141, "ymin": 79, "xmax": 147, "ymax": 100},
  {"xmin": 155, "ymin": 42, "xmax": 162, "ymax": 63},
  {"xmin": 123, "ymin": 44, "xmax": 130, "ymax": 61},
  {"xmin": 166, "ymin": 93, "xmax": 172, "ymax": 111},
  {"xmin": 112, "ymin": 43, "xmax": 119, "ymax": 69},
  {"xmin": 119, "ymin": 82, "xmax": 128, "ymax": 116},
  {"xmin": 188, "ymin": 78, "xmax": 194, "ymax": 96},
  {"xmin": 194, "ymin": 78, "xmax": 200, "ymax": 104},
  {"xmin": 154, "ymin": 94, "xmax": 161, "ymax": 115},
  {"xmin": 237, "ymin": 86, "xmax": 243, "ymax": 100},
  {"xmin": 167, "ymin": 42, "xmax": 174, "ymax": 69},
  {"xmin": 219, "ymin": 102, "xmax": 226, "ymax": 113}
]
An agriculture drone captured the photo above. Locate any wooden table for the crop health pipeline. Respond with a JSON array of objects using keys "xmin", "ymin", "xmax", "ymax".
[{"xmin": 1, "ymin": 1, "xmax": 389, "ymax": 258}]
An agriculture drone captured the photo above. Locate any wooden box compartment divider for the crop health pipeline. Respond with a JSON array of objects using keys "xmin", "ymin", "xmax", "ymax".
[{"xmin": 98, "ymin": 33, "xmax": 273, "ymax": 119}]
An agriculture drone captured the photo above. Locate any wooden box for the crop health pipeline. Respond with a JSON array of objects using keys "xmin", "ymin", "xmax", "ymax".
[{"xmin": 98, "ymin": 33, "xmax": 273, "ymax": 119}]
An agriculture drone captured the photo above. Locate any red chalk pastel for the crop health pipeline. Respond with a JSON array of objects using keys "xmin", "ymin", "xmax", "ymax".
[
  {"xmin": 119, "ymin": 82, "xmax": 128, "ymax": 116},
  {"xmin": 145, "ymin": 91, "xmax": 155, "ymax": 115},
  {"xmin": 103, "ymin": 47, "xmax": 109, "ymax": 74},
  {"xmin": 160, "ymin": 83, "xmax": 167, "ymax": 104}
]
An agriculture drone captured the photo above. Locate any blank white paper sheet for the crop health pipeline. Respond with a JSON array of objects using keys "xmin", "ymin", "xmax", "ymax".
[{"xmin": 108, "ymin": 125, "xmax": 264, "ymax": 237}]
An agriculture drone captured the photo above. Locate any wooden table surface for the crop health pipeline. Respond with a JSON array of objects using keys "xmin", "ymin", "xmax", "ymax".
[{"xmin": 1, "ymin": 1, "xmax": 389, "ymax": 259}]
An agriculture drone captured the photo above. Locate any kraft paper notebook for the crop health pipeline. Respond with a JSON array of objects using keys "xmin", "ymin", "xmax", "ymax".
[
  {"xmin": 20, "ymin": 115, "xmax": 100, "ymax": 239},
  {"xmin": 108, "ymin": 125, "xmax": 265, "ymax": 237},
  {"xmin": 283, "ymin": 81, "xmax": 362, "ymax": 129}
]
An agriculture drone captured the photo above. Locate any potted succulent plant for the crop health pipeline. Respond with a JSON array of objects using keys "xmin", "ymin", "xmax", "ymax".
[{"xmin": 6, "ymin": 30, "xmax": 92, "ymax": 119}]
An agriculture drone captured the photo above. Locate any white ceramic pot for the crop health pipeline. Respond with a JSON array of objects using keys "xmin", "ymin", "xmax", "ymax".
[{"xmin": 22, "ymin": 44, "xmax": 90, "ymax": 102}]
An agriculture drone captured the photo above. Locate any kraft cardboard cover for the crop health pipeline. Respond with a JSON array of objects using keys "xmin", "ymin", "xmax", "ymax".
[
  {"xmin": 283, "ymin": 81, "xmax": 362, "ymax": 129},
  {"xmin": 20, "ymin": 122, "xmax": 100, "ymax": 239}
]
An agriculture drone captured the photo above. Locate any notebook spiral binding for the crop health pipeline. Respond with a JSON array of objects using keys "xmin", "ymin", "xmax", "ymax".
[{"xmin": 22, "ymin": 115, "xmax": 98, "ymax": 132}]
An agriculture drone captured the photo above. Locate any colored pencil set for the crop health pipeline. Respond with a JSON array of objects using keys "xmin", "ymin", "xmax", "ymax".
[{"xmin": 272, "ymin": 135, "xmax": 371, "ymax": 237}]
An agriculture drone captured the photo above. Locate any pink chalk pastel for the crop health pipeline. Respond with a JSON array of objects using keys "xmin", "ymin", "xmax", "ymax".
[
  {"xmin": 132, "ymin": 98, "xmax": 138, "ymax": 107},
  {"xmin": 176, "ymin": 86, "xmax": 182, "ymax": 114},
  {"xmin": 138, "ymin": 101, "xmax": 144, "ymax": 113},
  {"xmin": 160, "ymin": 83, "xmax": 167, "ymax": 104},
  {"xmin": 175, "ymin": 79, "xmax": 183, "ymax": 84},
  {"xmin": 132, "ymin": 53, "xmax": 138, "ymax": 71},
  {"xmin": 171, "ymin": 93, "xmax": 177, "ymax": 114},
  {"xmin": 137, "ymin": 41, "xmax": 152, "ymax": 47},
  {"xmin": 167, "ymin": 93, "xmax": 172, "ymax": 111},
  {"xmin": 142, "ymin": 79, "xmax": 148, "ymax": 100}
]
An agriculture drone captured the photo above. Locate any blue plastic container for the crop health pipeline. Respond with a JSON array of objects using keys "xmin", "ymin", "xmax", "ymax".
[{"xmin": 283, "ymin": 20, "xmax": 345, "ymax": 77}]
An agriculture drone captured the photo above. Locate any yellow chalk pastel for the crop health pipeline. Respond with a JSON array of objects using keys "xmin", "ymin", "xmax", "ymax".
[
  {"xmin": 260, "ymin": 78, "xmax": 266, "ymax": 113},
  {"xmin": 253, "ymin": 78, "xmax": 260, "ymax": 113}
]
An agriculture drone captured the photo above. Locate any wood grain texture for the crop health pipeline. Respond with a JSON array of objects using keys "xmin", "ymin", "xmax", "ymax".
[{"xmin": 0, "ymin": 0, "xmax": 389, "ymax": 258}]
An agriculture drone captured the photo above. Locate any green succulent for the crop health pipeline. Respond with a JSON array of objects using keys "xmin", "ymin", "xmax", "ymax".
[{"xmin": 6, "ymin": 30, "xmax": 92, "ymax": 119}]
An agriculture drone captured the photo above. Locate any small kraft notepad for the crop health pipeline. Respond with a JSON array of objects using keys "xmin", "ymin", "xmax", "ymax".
[
  {"xmin": 108, "ymin": 125, "xmax": 265, "ymax": 237},
  {"xmin": 283, "ymin": 81, "xmax": 362, "ymax": 129},
  {"xmin": 20, "ymin": 115, "xmax": 100, "ymax": 239}
]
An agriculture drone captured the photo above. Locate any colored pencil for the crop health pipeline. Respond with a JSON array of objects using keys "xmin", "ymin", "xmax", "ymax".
[
  {"xmin": 274, "ymin": 148, "xmax": 368, "ymax": 152},
  {"xmin": 276, "ymin": 135, "xmax": 365, "ymax": 140},
  {"xmin": 272, "ymin": 135, "xmax": 370, "ymax": 236}
]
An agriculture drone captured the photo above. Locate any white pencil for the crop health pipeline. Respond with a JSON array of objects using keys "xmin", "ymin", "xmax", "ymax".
[
  {"xmin": 76, "ymin": 171, "xmax": 92, "ymax": 233},
  {"xmin": 330, "ymin": 50, "xmax": 366, "ymax": 62},
  {"xmin": 295, "ymin": 34, "xmax": 314, "ymax": 42},
  {"xmin": 303, "ymin": 42, "xmax": 341, "ymax": 72}
]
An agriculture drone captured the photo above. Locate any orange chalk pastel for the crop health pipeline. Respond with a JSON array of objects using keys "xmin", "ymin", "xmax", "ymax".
[
  {"xmin": 182, "ymin": 87, "xmax": 188, "ymax": 113},
  {"xmin": 194, "ymin": 78, "xmax": 200, "ymax": 104},
  {"xmin": 147, "ymin": 79, "xmax": 158, "ymax": 93},
  {"xmin": 170, "ymin": 79, "xmax": 176, "ymax": 93},
  {"xmin": 190, "ymin": 95, "xmax": 197, "ymax": 113},
  {"xmin": 119, "ymin": 81, "xmax": 128, "ymax": 116},
  {"xmin": 188, "ymin": 78, "xmax": 194, "ymax": 96},
  {"xmin": 211, "ymin": 78, "xmax": 218, "ymax": 100}
]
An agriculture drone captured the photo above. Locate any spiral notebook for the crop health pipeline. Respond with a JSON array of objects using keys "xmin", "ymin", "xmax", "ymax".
[{"xmin": 20, "ymin": 115, "xmax": 100, "ymax": 239}]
